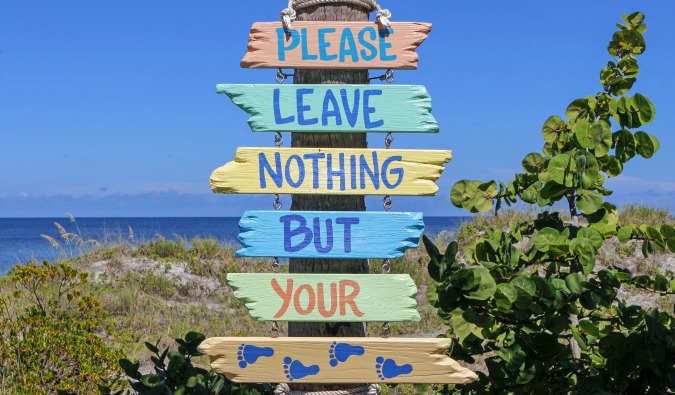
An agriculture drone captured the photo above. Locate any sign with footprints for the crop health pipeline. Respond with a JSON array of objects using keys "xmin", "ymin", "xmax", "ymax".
[{"xmin": 198, "ymin": 337, "xmax": 477, "ymax": 384}]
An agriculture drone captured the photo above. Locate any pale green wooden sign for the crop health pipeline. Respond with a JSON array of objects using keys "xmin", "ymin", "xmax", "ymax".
[
  {"xmin": 216, "ymin": 84, "xmax": 439, "ymax": 133},
  {"xmin": 227, "ymin": 273, "xmax": 420, "ymax": 322}
]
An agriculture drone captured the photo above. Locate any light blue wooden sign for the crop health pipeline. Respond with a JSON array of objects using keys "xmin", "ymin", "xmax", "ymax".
[
  {"xmin": 216, "ymin": 84, "xmax": 439, "ymax": 133},
  {"xmin": 236, "ymin": 211, "xmax": 424, "ymax": 258}
]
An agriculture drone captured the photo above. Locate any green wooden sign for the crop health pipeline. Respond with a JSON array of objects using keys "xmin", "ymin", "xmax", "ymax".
[
  {"xmin": 216, "ymin": 84, "xmax": 439, "ymax": 133},
  {"xmin": 227, "ymin": 273, "xmax": 420, "ymax": 322}
]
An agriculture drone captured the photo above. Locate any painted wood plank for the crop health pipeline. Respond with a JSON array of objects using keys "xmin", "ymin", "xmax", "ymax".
[
  {"xmin": 236, "ymin": 211, "xmax": 423, "ymax": 259},
  {"xmin": 198, "ymin": 337, "xmax": 477, "ymax": 384},
  {"xmin": 240, "ymin": 22, "xmax": 432, "ymax": 70},
  {"xmin": 227, "ymin": 274, "xmax": 420, "ymax": 322},
  {"xmin": 216, "ymin": 84, "xmax": 438, "ymax": 133},
  {"xmin": 210, "ymin": 148, "xmax": 452, "ymax": 196}
]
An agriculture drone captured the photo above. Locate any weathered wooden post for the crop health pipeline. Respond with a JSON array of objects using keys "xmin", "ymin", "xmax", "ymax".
[{"xmin": 201, "ymin": 0, "xmax": 477, "ymax": 393}]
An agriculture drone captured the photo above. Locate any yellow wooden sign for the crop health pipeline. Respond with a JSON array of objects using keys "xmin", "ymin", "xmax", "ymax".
[
  {"xmin": 198, "ymin": 337, "xmax": 477, "ymax": 384},
  {"xmin": 210, "ymin": 147, "xmax": 452, "ymax": 196}
]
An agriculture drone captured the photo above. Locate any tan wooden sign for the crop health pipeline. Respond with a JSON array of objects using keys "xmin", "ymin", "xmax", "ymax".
[
  {"xmin": 198, "ymin": 337, "xmax": 477, "ymax": 384},
  {"xmin": 210, "ymin": 147, "xmax": 452, "ymax": 196},
  {"xmin": 241, "ymin": 22, "xmax": 432, "ymax": 70}
]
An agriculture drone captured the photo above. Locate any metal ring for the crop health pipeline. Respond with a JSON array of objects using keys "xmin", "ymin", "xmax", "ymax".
[
  {"xmin": 273, "ymin": 194, "xmax": 282, "ymax": 210},
  {"xmin": 383, "ymin": 195, "xmax": 392, "ymax": 211},
  {"xmin": 274, "ymin": 132, "xmax": 283, "ymax": 147},
  {"xmin": 384, "ymin": 69, "xmax": 394, "ymax": 84},
  {"xmin": 271, "ymin": 257, "xmax": 281, "ymax": 273},
  {"xmin": 381, "ymin": 323, "xmax": 391, "ymax": 338},
  {"xmin": 271, "ymin": 321, "xmax": 279, "ymax": 338},
  {"xmin": 382, "ymin": 259, "xmax": 391, "ymax": 274},
  {"xmin": 384, "ymin": 133, "xmax": 394, "ymax": 148},
  {"xmin": 276, "ymin": 68, "xmax": 286, "ymax": 84}
]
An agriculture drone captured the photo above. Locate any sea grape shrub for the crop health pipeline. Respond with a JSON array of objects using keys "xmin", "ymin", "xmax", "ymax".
[
  {"xmin": 0, "ymin": 261, "xmax": 125, "ymax": 394},
  {"xmin": 117, "ymin": 332, "xmax": 269, "ymax": 395},
  {"xmin": 425, "ymin": 12, "xmax": 675, "ymax": 394}
]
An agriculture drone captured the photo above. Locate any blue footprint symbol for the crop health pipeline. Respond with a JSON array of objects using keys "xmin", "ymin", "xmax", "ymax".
[
  {"xmin": 329, "ymin": 341, "xmax": 365, "ymax": 367},
  {"xmin": 283, "ymin": 356, "xmax": 320, "ymax": 381},
  {"xmin": 237, "ymin": 344, "xmax": 274, "ymax": 368},
  {"xmin": 375, "ymin": 356, "xmax": 413, "ymax": 380}
]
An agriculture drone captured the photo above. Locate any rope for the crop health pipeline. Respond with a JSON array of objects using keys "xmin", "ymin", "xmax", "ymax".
[
  {"xmin": 280, "ymin": 0, "xmax": 392, "ymax": 31},
  {"xmin": 274, "ymin": 383, "xmax": 382, "ymax": 395}
]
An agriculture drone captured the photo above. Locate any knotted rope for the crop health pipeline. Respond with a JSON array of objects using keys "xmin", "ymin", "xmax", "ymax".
[
  {"xmin": 274, "ymin": 383, "xmax": 382, "ymax": 395},
  {"xmin": 280, "ymin": 0, "xmax": 392, "ymax": 31}
]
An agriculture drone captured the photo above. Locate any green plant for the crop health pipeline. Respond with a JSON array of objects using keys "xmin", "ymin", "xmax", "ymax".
[
  {"xmin": 424, "ymin": 12, "xmax": 674, "ymax": 394},
  {"xmin": 118, "ymin": 332, "xmax": 269, "ymax": 395},
  {"xmin": 0, "ymin": 262, "xmax": 125, "ymax": 394}
]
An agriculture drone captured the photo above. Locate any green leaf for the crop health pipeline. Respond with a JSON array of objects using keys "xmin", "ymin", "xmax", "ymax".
[
  {"xmin": 565, "ymin": 273, "xmax": 584, "ymax": 294},
  {"xmin": 144, "ymin": 342, "xmax": 160, "ymax": 354},
  {"xmin": 463, "ymin": 268, "xmax": 497, "ymax": 300},
  {"xmin": 520, "ymin": 181, "xmax": 542, "ymax": 204},
  {"xmin": 599, "ymin": 332, "xmax": 627, "ymax": 359},
  {"xmin": 570, "ymin": 326, "xmax": 588, "ymax": 351},
  {"xmin": 495, "ymin": 283, "xmax": 518, "ymax": 311},
  {"xmin": 522, "ymin": 153, "xmax": 545, "ymax": 174},
  {"xmin": 542, "ymin": 116, "xmax": 567, "ymax": 143},
  {"xmin": 654, "ymin": 274, "xmax": 668, "ymax": 292},
  {"xmin": 140, "ymin": 374, "xmax": 164, "ymax": 388},
  {"xmin": 578, "ymin": 227, "xmax": 604, "ymax": 249},
  {"xmin": 566, "ymin": 99, "xmax": 589, "ymax": 122},
  {"xmin": 570, "ymin": 238, "xmax": 597, "ymax": 275},
  {"xmin": 617, "ymin": 225, "xmax": 635, "ymax": 243},
  {"xmin": 633, "ymin": 93, "xmax": 655, "ymax": 124},
  {"xmin": 613, "ymin": 129, "xmax": 636, "ymax": 163},
  {"xmin": 450, "ymin": 180, "xmax": 481, "ymax": 209},
  {"xmin": 579, "ymin": 320, "xmax": 600, "ymax": 338},
  {"xmin": 576, "ymin": 151, "xmax": 600, "ymax": 188},
  {"xmin": 602, "ymin": 156, "xmax": 623, "ymax": 178},
  {"xmin": 533, "ymin": 227, "xmax": 560, "ymax": 252},
  {"xmin": 549, "ymin": 154, "xmax": 574, "ymax": 187},
  {"xmin": 634, "ymin": 131, "xmax": 660, "ymax": 158},
  {"xmin": 423, "ymin": 235, "xmax": 445, "ymax": 282},
  {"xmin": 573, "ymin": 119, "xmax": 593, "ymax": 148},
  {"xmin": 576, "ymin": 189, "xmax": 604, "ymax": 214}
]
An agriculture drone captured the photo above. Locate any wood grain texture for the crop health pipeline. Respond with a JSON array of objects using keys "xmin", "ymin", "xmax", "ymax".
[
  {"xmin": 240, "ymin": 22, "xmax": 432, "ymax": 70},
  {"xmin": 198, "ymin": 337, "xmax": 477, "ymax": 384},
  {"xmin": 236, "ymin": 211, "xmax": 423, "ymax": 259},
  {"xmin": 227, "ymin": 274, "xmax": 420, "ymax": 322},
  {"xmin": 216, "ymin": 84, "xmax": 438, "ymax": 133},
  {"xmin": 210, "ymin": 147, "xmax": 452, "ymax": 196}
]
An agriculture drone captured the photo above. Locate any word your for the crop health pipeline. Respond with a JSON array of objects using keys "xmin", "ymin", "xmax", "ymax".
[
  {"xmin": 277, "ymin": 27, "xmax": 396, "ymax": 63},
  {"xmin": 280, "ymin": 214, "xmax": 358, "ymax": 254},
  {"xmin": 273, "ymin": 88, "xmax": 384, "ymax": 129},
  {"xmin": 271, "ymin": 278, "xmax": 364, "ymax": 319},
  {"xmin": 259, "ymin": 151, "xmax": 403, "ymax": 191}
]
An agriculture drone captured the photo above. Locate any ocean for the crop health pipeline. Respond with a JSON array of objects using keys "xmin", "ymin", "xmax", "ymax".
[{"xmin": 0, "ymin": 216, "xmax": 470, "ymax": 275}]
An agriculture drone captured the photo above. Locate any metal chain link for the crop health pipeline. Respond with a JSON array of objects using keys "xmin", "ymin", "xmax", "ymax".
[
  {"xmin": 271, "ymin": 321, "xmax": 279, "ymax": 338},
  {"xmin": 273, "ymin": 194, "xmax": 282, "ymax": 210},
  {"xmin": 369, "ymin": 69, "xmax": 394, "ymax": 84},
  {"xmin": 276, "ymin": 68, "xmax": 294, "ymax": 84},
  {"xmin": 381, "ymin": 322, "xmax": 391, "ymax": 338},
  {"xmin": 383, "ymin": 195, "xmax": 392, "ymax": 211},
  {"xmin": 384, "ymin": 132, "xmax": 394, "ymax": 148},
  {"xmin": 275, "ymin": 132, "xmax": 283, "ymax": 147},
  {"xmin": 381, "ymin": 259, "xmax": 391, "ymax": 274},
  {"xmin": 270, "ymin": 257, "xmax": 281, "ymax": 273}
]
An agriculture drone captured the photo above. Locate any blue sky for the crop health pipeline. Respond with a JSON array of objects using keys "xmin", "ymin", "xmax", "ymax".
[{"xmin": 1, "ymin": 1, "xmax": 673, "ymax": 218}]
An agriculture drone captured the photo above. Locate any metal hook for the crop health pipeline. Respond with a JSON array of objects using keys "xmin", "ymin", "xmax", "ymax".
[
  {"xmin": 384, "ymin": 133, "xmax": 394, "ymax": 148},
  {"xmin": 383, "ymin": 195, "xmax": 392, "ymax": 211},
  {"xmin": 273, "ymin": 194, "xmax": 282, "ymax": 210}
]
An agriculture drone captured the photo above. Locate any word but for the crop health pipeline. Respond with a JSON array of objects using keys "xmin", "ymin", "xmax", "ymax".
[{"xmin": 280, "ymin": 214, "xmax": 359, "ymax": 254}]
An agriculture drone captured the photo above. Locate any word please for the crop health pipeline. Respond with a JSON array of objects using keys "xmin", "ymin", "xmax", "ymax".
[
  {"xmin": 259, "ymin": 151, "xmax": 403, "ymax": 191},
  {"xmin": 277, "ymin": 27, "xmax": 396, "ymax": 63},
  {"xmin": 271, "ymin": 278, "xmax": 364, "ymax": 318}
]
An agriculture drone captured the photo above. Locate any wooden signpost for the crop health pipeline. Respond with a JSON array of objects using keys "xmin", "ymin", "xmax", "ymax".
[
  {"xmin": 204, "ymin": 4, "xmax": 476, "ymax": 388},
  {"xmin": 236, "ymin": 211, "xmax": 423, "ymax": 258},
  {"xmin": 240, "ymin": 22, "xmax": 432, "ymax": 70},
  {"xmin": 216, "ymin": 84, "xmax": 438, "ymax": 133},
  {"xmin": 198, "ymin": 337, "xmax": 477, "ymax": 384},
  {"xmin": 210, "ymin": 147, "xmax": 452, "ymax": 196},
  {"xmin": 227, "ymin": 274, "xmax": 420, "ymax": 322}
]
